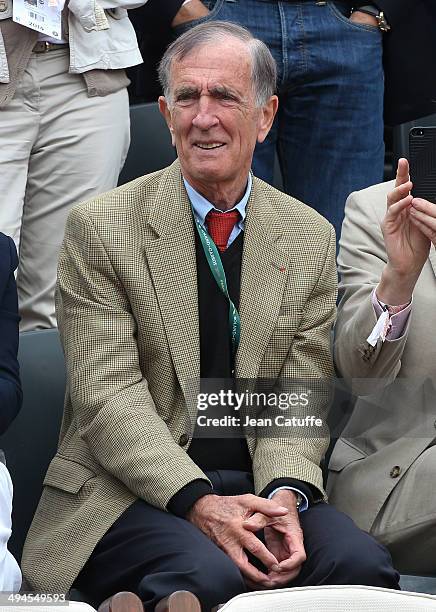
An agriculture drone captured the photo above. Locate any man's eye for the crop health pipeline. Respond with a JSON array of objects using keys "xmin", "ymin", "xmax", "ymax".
[
  {"xmin": 176, "ymin": 93, "xmax": 197, "ymax": 103},
  {"xmin": 216, "ymin": 93, "xmax": 238, "ymax": 103}
]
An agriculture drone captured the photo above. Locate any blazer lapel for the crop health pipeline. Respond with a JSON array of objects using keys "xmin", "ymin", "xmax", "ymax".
[
  {"xmin": 236, "ymin": 181, "xmax": 290, "ymax": 379},
  {"xmin": 144, "ymin": 163, "xmax": 200, "ymax": 418}
]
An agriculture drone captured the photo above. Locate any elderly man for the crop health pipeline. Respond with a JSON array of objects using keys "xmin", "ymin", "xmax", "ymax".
[
  {"xmin": 328, "ymin": 158, "xmax": 436, "ymax": 573},
  {"xmin": 22, "ymin": 21, "xmax": 398, "ymax": 610}
]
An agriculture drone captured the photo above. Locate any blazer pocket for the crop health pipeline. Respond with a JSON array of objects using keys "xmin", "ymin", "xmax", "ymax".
[
  {"xmin": 43, "ymin": 455, "xmax": 96, "ymax": 493},
  {"xmin": 68, "ymin": 0, "xmax": 109, "ymax": 31},
  {"xmin": 328, "ymin": 437, "xmax": 367, "ymax": 472}
]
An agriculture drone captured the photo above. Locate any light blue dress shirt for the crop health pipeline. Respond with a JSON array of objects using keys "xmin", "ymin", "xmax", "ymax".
[{"xmin": 183, "ymin": 175, "xmax": 251, "ymax": 248}]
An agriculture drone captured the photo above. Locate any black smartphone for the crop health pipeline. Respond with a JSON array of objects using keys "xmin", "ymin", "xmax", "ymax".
[{"xmin": 409, "ymin": 126, "xmax": 436, "ymax": 204}]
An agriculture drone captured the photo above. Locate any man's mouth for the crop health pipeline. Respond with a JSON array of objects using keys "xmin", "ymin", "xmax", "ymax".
[{"xmin": 194, "ymin": 143, "xmax": 225, "ymax": 150}]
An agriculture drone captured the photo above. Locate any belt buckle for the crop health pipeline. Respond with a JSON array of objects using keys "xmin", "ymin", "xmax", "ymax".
[{"xmin": 34, "ymin": 41, "xmax": 52, "ymax": 53}]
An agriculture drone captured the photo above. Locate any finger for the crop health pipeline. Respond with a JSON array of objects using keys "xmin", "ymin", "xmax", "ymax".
[
  {"xmin": 244, "ymin": 577, "xmax": 270, "ymax": 592},
  {"xmin": 395, "ymin": 158, "xmax": 410, "ymax": 188},
  {"xmin": 387, "ymin": 182, "xmax": 412, "ymax": 208},
  {"xmin": 411, "ymin": 198, "xmax": 436, "ymax": 217},
  {"xmin": 242, "ymin": 494, "xmax": 289, "ymax": 517},
  {"xmin": 277, "ymin": 549, "xmax": 307, "ymax": 572},
  {"xmin": 410, "ymin": 206, "xmax": 436, "ymax": 234},
  {"xmin": 409, "ymin": 212, "xmax": 436, "ymax": 243},
  {"xmin": 386, "ymin": 193, "xmax": 413, "ymax": 218},
  {"xmin": 268, "ymin": 567, "xmax": 302, "ymax": 586},
  {"xmin": 243, "ymin": 512, "xmax": 279, "ymax": 532},
  {"xmin": 241, "ymin": 532, "xmax": 281, "ymax": 572},
  {"xmin": 226, "ymin": 546, "xmax": 273, "ymax": 588}
]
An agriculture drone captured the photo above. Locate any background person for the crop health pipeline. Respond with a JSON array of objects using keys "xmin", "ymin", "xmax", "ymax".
[
  {"xmin": 0, "ymin": 0, "xmax": 147, "ymax": 331},
  {"xmin": 328, "ymin": 158, "xmax": 436, "ymax": 573},
  {"xmin": 0, "ymin": 232, "xmax": 23, "ymax": 591},
  {"xmin": 158, "ymin": 0, "xmax": 436, "ymax": 239},
  {"xmin": 128, "ymin": 0, "xmax": 209, "ymax": 103}
]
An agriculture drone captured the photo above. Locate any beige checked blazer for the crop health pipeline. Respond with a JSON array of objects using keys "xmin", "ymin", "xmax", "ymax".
[{"xmin": 22, "ymin": 160, "xmax": 336, "ymax": 592}]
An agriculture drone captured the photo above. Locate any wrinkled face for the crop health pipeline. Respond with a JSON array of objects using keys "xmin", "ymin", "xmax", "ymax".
[{"xmin": 159, "ymin": 38, "xmax": 276, "ymax": 194}]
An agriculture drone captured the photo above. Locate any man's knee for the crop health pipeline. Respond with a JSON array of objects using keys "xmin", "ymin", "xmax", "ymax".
[
  {"xmin": 300, "ymin": 504, "xmax": 399, "ymax": 589},
  {"xmin": 190, "ymin": 549, "xmax": 246, "ymax": 609},
  {"xmin": 323, "ymin": 531, "xmax": 400, "ymax": 589},
  {"xmin": 138, "ymin": 544, "xmax": 246, "ymax": 609}
]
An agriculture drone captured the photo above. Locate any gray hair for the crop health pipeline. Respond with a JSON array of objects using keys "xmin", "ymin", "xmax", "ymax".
[{"xmin": 158, "ymin": 20, "xmax": 277, "ymax": 107}]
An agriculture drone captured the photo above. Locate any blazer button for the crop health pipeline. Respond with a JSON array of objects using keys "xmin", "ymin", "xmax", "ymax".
[
  {"xmin": 179, "ymin": 433, "xmax": 189, "ymax": 446},
  {"xmin": 0, "ymin": 1, "xmax": 8, "ymax": 11},
  {"xmin": 390, "ymin": 465, "xmax": 401, "ymax": 478}
]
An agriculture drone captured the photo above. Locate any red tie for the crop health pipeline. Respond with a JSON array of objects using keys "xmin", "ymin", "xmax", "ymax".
[{"xmin": 206, "ymin": 209, "xmax": 240, "ymax": 253}]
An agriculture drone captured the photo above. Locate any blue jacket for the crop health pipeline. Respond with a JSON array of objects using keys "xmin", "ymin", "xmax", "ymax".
[{"xmin": 0, "ymin": 233, "xmax": 22, "ymax": 435}]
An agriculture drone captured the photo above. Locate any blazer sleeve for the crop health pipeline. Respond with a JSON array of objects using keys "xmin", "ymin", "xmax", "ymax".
[
  {"xmin": 0, "ymin": 235, "xmax": 22, "ymax": 435},
  {"xmin": 334, "ymin": 186, "xmax": 409, "ymax": 396},
  {"xmin": 56, "ymin": 207, "xmax": 210, "ymax": 511},
  {"xmin": 252, "ymin": 223, "xmax": 337, "ymax": 501}
]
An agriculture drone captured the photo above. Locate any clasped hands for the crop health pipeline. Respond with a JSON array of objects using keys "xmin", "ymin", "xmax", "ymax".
[
  {"xmin": 187, "ymin": 489, "xmax": 306, "ymax": 589},
  {"xmin": 377, "ymin": 158, "xmax": 436, "ymax": 305}
]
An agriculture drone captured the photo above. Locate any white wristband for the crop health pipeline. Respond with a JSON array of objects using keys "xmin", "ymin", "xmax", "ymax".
[
  {"xmin": 182, "ymin": 0, "xmax": 193, "ymax": 5},
  {"xmin": 268, "ymin": 486, "xmax": 309, "ymax": 513}
]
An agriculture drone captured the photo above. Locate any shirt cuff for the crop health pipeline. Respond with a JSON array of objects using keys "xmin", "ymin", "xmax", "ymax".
[
  {"xmin": 370, "ymin": 287, "xmax": 412, "ymax": 341},
  {"xmin": 167, "ymin": 479, "xmax": 212, "ymax": 518},
  {"xmin": 267, "ymin": 486, "xmax": 309, "ymax": 513},
  {"xmin": 260, "ymin": 477, "xmax": 321, "ymax": 508}
]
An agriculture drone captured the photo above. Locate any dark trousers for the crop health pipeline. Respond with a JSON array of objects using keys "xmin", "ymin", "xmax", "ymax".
[{"xmin": 74, "ymin": 471, "xmax": 399, "ymax": 611}]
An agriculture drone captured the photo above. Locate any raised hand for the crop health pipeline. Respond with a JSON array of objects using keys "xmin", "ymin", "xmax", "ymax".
[
  {"xmin": 410, "ymin": 196, "xmax": 436, "ymax": 248},
  {"xmin": 377, "ymin": 158, "xmax": 430, "ymax": 305}
]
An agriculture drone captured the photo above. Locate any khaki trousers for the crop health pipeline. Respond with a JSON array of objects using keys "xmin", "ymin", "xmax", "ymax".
[
  {"xmin": 0, "ymin": 47, "xmax": 130, "ymax": 330},
  {"xmin": 371, "ymin": 444, "xmax": 436, "ymax": 574}
]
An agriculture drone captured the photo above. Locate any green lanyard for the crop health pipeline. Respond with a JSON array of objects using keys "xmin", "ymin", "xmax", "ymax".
[{"xmin": 194, "ymin": 218, "xmax": 241, "ymax": 358}]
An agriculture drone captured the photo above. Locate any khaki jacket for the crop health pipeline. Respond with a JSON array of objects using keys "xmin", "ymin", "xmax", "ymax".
[
  {"xmin": 0, "ymin": 0, "xmax": 145, "ymax": 106},
  {"xmin": 328, "ymin": 180, "xmax": 436, "ymax": 532},
  {"xmin": 22, "ymin": 161, "xmax": 336, "ymax": 592}
]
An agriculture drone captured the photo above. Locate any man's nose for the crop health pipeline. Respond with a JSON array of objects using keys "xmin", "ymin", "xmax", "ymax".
[{"xmin": 192, "ymin": 97, "xmax": 219, "ymax": 130}]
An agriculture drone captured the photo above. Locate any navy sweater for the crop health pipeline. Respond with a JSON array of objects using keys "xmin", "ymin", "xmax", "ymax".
[{"xmin": 0, "ymin": 233, "xmax": 22, "ymax": 435}]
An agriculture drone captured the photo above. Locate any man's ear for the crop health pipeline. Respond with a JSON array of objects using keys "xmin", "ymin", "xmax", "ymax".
[
  {"xmin": 257, "ymin": 95, "xmax": 278, "ymax": 144},
  {"xmin": 158, "ymin": 96, "xmax": 176, "ymax": 147}
]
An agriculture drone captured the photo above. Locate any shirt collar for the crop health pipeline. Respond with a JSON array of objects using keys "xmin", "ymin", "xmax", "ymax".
[{"xmin": 183, "ymin": 174, "xmax": 252, "ymax": 228}]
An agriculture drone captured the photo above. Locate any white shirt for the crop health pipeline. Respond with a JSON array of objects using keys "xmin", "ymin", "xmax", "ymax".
[{"xmin": 0, "ymin": 462, "xmax": 21, "ymax": 591}]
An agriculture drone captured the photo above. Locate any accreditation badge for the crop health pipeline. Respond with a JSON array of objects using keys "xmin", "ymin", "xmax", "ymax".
[{"xmin": 13, "ymin": 0, "xmax": 64, "ymax": 39}]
